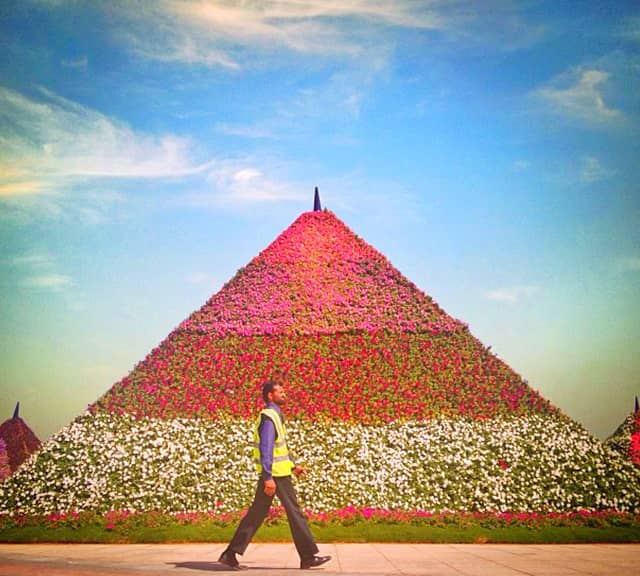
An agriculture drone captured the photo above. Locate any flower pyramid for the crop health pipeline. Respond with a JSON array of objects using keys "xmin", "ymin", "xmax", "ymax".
[
  {"xmin": 0, "ymin": 403, "xmax": 41, "ymax": 475},
  {"xmin": 1, "ymin": 202, "xmax": 639, "ymax": 514},
  {"xmin": 606, "ymin": 397, "xmax": 640, "ymax": 468}
]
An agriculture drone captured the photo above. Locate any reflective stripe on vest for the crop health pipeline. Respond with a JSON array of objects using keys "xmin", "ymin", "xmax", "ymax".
[{"xmin": 253, "ymin": 408, "xmax": 294, "ymax": 477}]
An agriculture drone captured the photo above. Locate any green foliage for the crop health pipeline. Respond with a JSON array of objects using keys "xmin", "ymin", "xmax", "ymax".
[{"xmin": 1, "ymin": 510, "xmax": 640, "ymax": 544}]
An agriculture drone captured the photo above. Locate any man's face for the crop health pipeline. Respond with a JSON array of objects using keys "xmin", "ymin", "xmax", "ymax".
[{"xmin": 269, "ymin": 384, "xmax": 287, "ymax": 406}]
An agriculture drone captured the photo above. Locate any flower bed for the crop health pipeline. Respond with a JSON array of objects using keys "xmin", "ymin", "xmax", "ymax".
[
  {"xmin": 1, "ymin": 413, "xmax": 638, "ymax": 516},
  {"xmin": 1, "ymin": 507, "xmax": 639, "ymax": 532},
  {"xmin": 91, "ymin": 332, "xmax": 554, "ymax": 422}
]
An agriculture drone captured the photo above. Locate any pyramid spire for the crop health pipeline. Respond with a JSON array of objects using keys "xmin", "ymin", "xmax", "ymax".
[
  {"xmin": 12, "ymin": 402, "xmax": 19, "ymax": 420},
  {"xmin": 635, "ymin": 395, "xmax": 639, "ymax": 413},
  {"xmin": 313, "ymin": 186, "xmax": 322, "ymax": 211}
]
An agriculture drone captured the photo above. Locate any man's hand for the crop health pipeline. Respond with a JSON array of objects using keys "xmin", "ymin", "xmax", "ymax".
[
  {"xmin": 264, "ymin": 478, "xmax": 276, "ymax": 496},
  {"xmin": 293, "ymin": 465, "xmax": 306, "ymax": 477}
]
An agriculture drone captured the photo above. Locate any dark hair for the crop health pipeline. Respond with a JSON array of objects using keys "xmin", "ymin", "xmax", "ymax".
[{"xmin": 262, "ymin": 380, "xmax": 278, "ymax": 404}]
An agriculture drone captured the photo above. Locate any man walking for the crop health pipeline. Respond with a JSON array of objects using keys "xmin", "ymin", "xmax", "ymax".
[{"xmin": 218, "ymin": 380, "xmax": 331, "ymax": 570}]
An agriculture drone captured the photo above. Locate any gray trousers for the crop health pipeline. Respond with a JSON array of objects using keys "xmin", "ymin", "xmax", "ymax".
[{"xmin": 228, "ymin": 475, "xmax": 319, "ymax": 559}]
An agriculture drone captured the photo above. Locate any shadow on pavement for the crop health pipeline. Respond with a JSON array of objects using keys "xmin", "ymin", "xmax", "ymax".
[
  {"xmin": 169, "ymin": 562, "xmax": 238, "ymax": 572},
  {"xmin": 169, "ymin": 562, "xmax": 302, "ymax": 572}
]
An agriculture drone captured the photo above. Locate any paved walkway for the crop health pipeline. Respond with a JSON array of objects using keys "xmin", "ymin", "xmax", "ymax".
[{"xmin": 0, "ymin": 543, "xmax": 638, "ymax": 576}]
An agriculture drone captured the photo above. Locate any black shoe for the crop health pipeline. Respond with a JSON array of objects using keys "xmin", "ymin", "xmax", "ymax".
[
  {"xmin": 300, "ymin": 555, "xmax": 331, "ymax": 569},
  {"xmin": 218, "ymin": 548, "xmax": 243, "ymax": 570}
]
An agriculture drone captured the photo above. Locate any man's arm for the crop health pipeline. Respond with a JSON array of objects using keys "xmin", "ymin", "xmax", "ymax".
[
  {"xmin": 258, "ymin": 416, "xmax": 276, "ymax": 495},
  {"xmin": 288, "ymin": 446, "xmax": 305, "ymax": 476}
]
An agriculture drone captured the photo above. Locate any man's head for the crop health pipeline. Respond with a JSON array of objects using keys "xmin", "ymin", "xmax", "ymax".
[{"xmin": 262, "ymin": 380, "xmax": 286, "ymax": 406}]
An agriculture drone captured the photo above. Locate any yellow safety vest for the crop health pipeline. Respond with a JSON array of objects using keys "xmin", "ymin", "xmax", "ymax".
[{"xmin": 253, "ymin": 408, "xmax": 294, "ymax": 477}]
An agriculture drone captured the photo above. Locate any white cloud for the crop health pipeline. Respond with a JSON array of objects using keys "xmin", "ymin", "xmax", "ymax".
[
  {"xmin": 7, "ymin": 250, "xmax": 74, "ymax": 292},
  {"xmin": 535, "ymin": 68, "xmax": 620, "ymax": 124},
  {"xmin": 24, "ymin": 274, "xmax": 73, "ymax": 290},
  {"xmin": 185, "ymin": 272, "xmax": 224, "ymax": 294},
  {"xmin": 486, "ymin": 285, "xmax": 539, "ymax": 304},
  {"xmin": 101, "ymin": 1, "xmax": 541, "ymax": 71},
  {"xmin": 0, "ymin": 87, "xmax": 309, "ymax": 212},
  {"xmin": 0, "ymin": 85, "xmax": 319, "ymax": 220},
  {"xmin": 343, "ymin": 92, "xmax": 363, "ymax": 118},
  {"xmin": 186, "ymin": 272, "xmax": 210, "ymax": 285},
  {"xmin": 233, "ymin": 168, "xmax": 261, "ymax": 183},
  {"xmin": 9, "ymin": 253, "xmax": 53, "ymax": 267},
  {"xmin": 513, "ymin": 160, "xmax": 530, "ymax": 171},
  {"xmin": 61, "ymin": 56, "xmax": 88, "ymax": 70},
  {"xmin": 0, "ymin": 162, "xmax": 49, "ymax": 196},
  {"xmin": 0, "ymin": 86, "xmax": 213, "ymax": 197},
  {"xmin": 616, "ymin": 257, "xmax": 640, "ymax": 273},
  {"xmin": 273, "ymin": 72, "xmax": 370, "ymax": 128},
  {"xmin": 580, "ymin": 156, "xmax": 616, "ymax": 183},
  {"xmin": 202, "ymin": 161, "xmax": 305, "ymax": 205},
  {"xmin": 127, "ymin": 27, "xmax": 241, "ymax": 69},
  {"xmin": 0, "ymin": 180, "xmax": 47, "ymax": 197},
  {"xmin": 112, "ymin": 0, "xmax": 445, "ymax": 69},
  {"xmin": 622, "ymin": 15, "xmax": 640, "ymax": 43},
  {"xmin": 215, "ymin": 122, "xmax": 275, "ymax": 139}
]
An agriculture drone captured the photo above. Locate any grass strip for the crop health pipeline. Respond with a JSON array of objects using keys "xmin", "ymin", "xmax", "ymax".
[{"xmin": 2, "ymin": 523, "xmax": 640, "ymax": 544}]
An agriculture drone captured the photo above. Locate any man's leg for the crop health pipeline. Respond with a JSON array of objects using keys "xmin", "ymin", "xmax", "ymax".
[
  {"xmin": 274, "ymin": 476, "xmax": 319, "ymax": 560},
  {"xmin": 227, "ymin": 479, "xmax": 273, "ymax": 555}
]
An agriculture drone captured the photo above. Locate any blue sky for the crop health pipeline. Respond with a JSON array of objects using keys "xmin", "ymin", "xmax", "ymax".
[{"xmin": 1, "ymin": 1, "xmax": 638, "ymax": 440}]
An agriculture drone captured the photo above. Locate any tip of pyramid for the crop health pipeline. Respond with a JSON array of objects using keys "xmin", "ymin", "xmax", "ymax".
[{"xmin": 313, "ymin": 186, "xmax": 322, "ymax": 211}]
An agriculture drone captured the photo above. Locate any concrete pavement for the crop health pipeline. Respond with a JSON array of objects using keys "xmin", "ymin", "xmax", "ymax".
[{"xmin": 0, "ymin": 543, "xmax": 638, "ymax": 576}]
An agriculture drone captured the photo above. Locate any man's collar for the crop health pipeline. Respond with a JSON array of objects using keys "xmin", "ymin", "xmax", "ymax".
[{"xmin": 266, "ymin": 401, "xmax": 282, "ymax": 414}]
